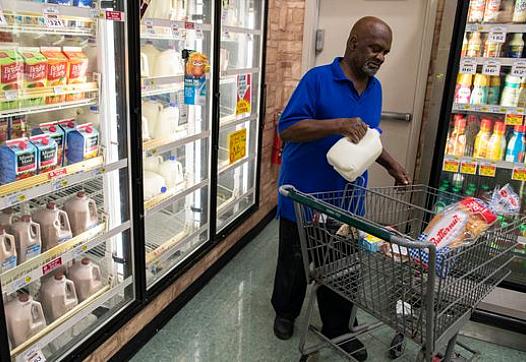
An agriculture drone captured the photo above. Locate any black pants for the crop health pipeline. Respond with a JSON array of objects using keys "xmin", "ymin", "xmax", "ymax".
[{"xmin": 271, "ymin": 218, "xmax": 354, "ymax": 337}]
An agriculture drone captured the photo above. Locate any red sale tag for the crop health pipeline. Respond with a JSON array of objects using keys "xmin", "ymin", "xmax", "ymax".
[
  {"xmin": 105, "ymin": 11, "xmax": 124, "ymax": 22},
  {"xmin": 42, "ymin": 257, "xmax": 62, "ymax": 275},
  {"xmin": 48, "ymin": 168, "xmax": 67, "ymax": 179}
]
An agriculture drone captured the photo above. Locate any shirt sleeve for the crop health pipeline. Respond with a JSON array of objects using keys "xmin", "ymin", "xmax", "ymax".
[
  {"xmin": 375, "ymin": 79, "xmax": 383, "ymax": 134},
  {"xmin": 278, "ymin": 70, "xmax": 318, "ymax": 134}
]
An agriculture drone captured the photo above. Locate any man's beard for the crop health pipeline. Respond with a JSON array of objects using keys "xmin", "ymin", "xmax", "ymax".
[{"xmin": 362, "ymin": 61, "xmax": 381, "ymax": 76}]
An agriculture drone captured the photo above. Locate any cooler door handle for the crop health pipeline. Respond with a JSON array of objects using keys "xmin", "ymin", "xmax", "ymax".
[{"xmin": 382, "ymin": 111, "xmax": 412, "ymax": 122}]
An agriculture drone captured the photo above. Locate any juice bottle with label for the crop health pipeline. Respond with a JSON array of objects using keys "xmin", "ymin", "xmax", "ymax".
[
  {"xmin": 507, "ymin": 33, "xmax": 524, "ymax": 57},
  {"xmin": 467, "ymin": 31, "xmax": 483, "ymax": 57},
  {"xmin": 474, "ymin": 118, "xmax": 493, "ymax": 158},
  {"xmin": 487, "ymin": 121, "xmax": 507, "ymax": 160},
  {"xmin": 447, "ymin": 117, "xmax": 467, "ymax": 157},
  {"xmin": 487, "ymin": 75, "xmax": 502, "ymax": 104},
  {"xmin": 469, "ymin": 0, "xmax": 487, "ymax": 22},
  {"xmin": 454, "ymin": 74, "xmax": 473, "ymax": 104},
  {"xmin": 500, "ymin": 74, "xmax": 521, "ymax": 106},
  {"xmin": 483, "ymin": 35, "xmax": 503, "ymax": 57},
  {"xmin": 471, "ymin": 74, "xmax": 489, "ymax": 104},
  {"xmin": 505, "ymin": 124, "xmax": 526, "ymax": 162},
  {"xmin": 517, "ymin": 78, "xmax": 526, "ymax": 107},
  {"xmin": 461, "ymin": 33, "xmax": 469, "ymax": 57},
  {"xmin": 484, "ymin": 0, "xmax": 502, "ymax": 22},
  {"xmin": 513, "ymin": 0, "xmax": 526, "ymax": 22}
]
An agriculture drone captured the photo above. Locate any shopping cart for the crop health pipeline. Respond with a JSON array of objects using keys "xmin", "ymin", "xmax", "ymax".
[{"xmin": 279, "ymin": 183, "xmax": 522, "ymax": 362}]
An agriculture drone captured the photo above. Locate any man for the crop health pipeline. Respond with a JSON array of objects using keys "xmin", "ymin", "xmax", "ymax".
[{"xmin": 272, "ymin": 16, "xmax": 410, "ymax": 361}]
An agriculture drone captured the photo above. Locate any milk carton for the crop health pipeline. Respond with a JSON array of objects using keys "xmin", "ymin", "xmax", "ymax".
[
  {"xmin": 32, "ymin": 122, "xmax": 66, "ymax": 166},
  {"xmin": 19, "ymin": 48, "xmax": 48, "ymax": 107},
  {"xmin": 57, "ymin": 119, "xmax": 77, "ymax": 165},
  {"xmin": 30, "ymin": 134, "xmax": 58, "ymax": 173},
  {"xmin": 41, "ymin": 47, "xmax": 68, "ymax": 104},
  {"xmin": 0, "ymin": 138, "xmax": 37, "ymax": 184},
  {"xmin": 0, "ymin": 49, "xmax": 23, "ymax": 111},
  {"xmin": 63, "ymin": 47, "xmax": 88, "ymax": 101},
  {"xmin": 66, "ymin": 123, "xmax": 99, "ymax": 163}
]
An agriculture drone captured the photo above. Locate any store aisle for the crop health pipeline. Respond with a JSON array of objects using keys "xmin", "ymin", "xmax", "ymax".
[{"xmin": 131, "ymin": 221, "xmax": 526, "ymax": 362}]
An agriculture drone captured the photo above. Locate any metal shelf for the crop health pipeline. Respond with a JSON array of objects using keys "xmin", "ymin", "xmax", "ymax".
[
  {"xmin": 143, "ymin": 130, "xmax": 210, "ymax": 155},
  {"xmin": 0, "ymin": 82, "xmax": 98, "ymax": 102},
  {"xmin": 0, "ymin": 98, "xmax": 97, "ymax": 119},
  {"xmin": 140, "ymin": 19, "xmax": 212, "ymax": 41},
  {"xmin": 2, "ymin": 0, "xmax": 97, "ymax": 19},
  {"xmin": 142, "ymin": 74, "xmax": 184, "ymax": 87},
  {"xmin": 142, "ymin": 84, "xmax": 183, "ymax": 98},
  {"xmin": 217, "ymin": 188, "xmax": 255, "ymax": 226},
  {"xmin": 443, "ymin": 155, "xmax": 518, "ymax": 171},
  {"xmin": 222, "ymin": 25, "xmax": 262, "ymax": 35},
  {"xmin": 220, "ymin": 67, "xmax": 260, "ymax": 78},
  {"xmin": 0, "ymin": 158, "xmax": 127, "ymax": 210},
  {"xmin": 144, "ymin": 179, "xmax": 208, "ymax": 217},
  {"xmin": 218, "ymin": 154, "xmax": 254, "ymax": 177},
  {"xmin": 452, "ymin": 103, "xmax": 525, "ymax": 115},
  {"xmin": 466, "ymin": 23, "xmax": 526, "ymax": 33},
  {"xmin": 461, "ymin": 57, "xmax": 525, "ymax": 67},
  {"xmin": 220, "ymin": 113, "xmax": 257, "ymax": 130}
]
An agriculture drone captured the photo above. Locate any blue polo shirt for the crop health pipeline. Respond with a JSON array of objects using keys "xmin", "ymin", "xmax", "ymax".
[{"xmin": 277, "ymin": 57, "xmax": 383, "ymax": 222}]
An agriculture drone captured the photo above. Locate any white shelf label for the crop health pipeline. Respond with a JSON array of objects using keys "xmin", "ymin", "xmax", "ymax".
[
  {"xmin": 144, "ymin": 19, "xmax": 155, "ymax": 35},
  {"xmin": 512, "ymin": 61, "xmax": 526, "ymax": 77},
  {"xmin": 23, "ymin": 348, "xmax": 46, "ymax": 362},
  {"xmin": 489, "ymin": 27, "xmax": 507, "ymax": 43},
  {"xmin": 482, "ymin": 60, "xmax": 501, "ymax": 75},
  {"xmin": 5, "ymin": 90, "xmax": 18, "ymax": 101},
  {"xmin": 460, "ymin": 58, "xmax": 477, "ymax": 74},
  {"xmin": 195, "ymin": 23, "xmax": 204, "ymax": 39}
]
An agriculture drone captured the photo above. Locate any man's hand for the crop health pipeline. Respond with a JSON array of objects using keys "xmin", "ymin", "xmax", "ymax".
[
  {"xmin": 336, "ymin": 118, "xmax": 368, "ymax": 143},
  {"xmin": 387, "ymin": 161, "xmax": 411, "ymax": 186}
]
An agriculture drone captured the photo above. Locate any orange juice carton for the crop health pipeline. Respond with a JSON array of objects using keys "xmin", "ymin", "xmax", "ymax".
[
  {"xmin": 66, "ymin": 123, "xmax": 99, "ymax": 163},
  {"xmin": 41, "ymin": 47, "xmax": 68, "ymax": 104},
  {"xmin": 0, "ymin": 138, "xmax": 37, "ymax": 184},
  {"xmin": 30, "ymin": 134, "xmax": 58, "ymax": 174},
  {"xmin": 57, "ymin": 119, "xmax": 77, "ymax": 164},
  {"xmin": 63, "ymin": 47, "xmax": 89, "ymax": 101},
  {"xmin": 32, "ymin": 122, "xmax": 66, "ymax": 167},
  {"xmin": 0, "ymin": 48, "xmax": 23, "ymax": 111},
  {"xmin": 19, "ymin": 47, "xmax": 48, "ymax": 107}
]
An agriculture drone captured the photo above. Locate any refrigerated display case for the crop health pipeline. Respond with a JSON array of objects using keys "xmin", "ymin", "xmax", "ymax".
[
  {"xmin": 429, "ymin": 0, "xmax": 526, "ymax": 329},
  {"xmin": 0, "ymin": 1, "xmax": 136, "ymax": 360}
]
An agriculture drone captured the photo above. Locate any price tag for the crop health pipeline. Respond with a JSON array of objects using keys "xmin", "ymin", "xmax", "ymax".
[
  {"xmin": 23, "ymin": 348, "xmax": 46, "ymax": 362},
  {"xmin": 460, "ymin": 160, "xmax": 477, "ymax": 175},
  {"xmin": 48, "ymin": 168, "xmax": 67, "ymax": 179},
  {"xmin": 171, "ymin": 21, "xmax": 186, "ymax": 40},
  {"xmin": 43, "ymin": 7, "xmax": 64, "ymax": 28},
  {"xmin": 512, "ymin": 61, "xmax": 526, "ymax": 77},
  {"xmin": 460, "ymin": 58, "xmax": 477, "ymax": 74},
  {"xmin": 505, "ymin": 113, "xmax": 524, "ymax": 126},
  {"xmin": 42, "ymin": 257, "xmax": 62, "ymax": 276},
  {"xmin": 228, "ymin": 128, "xmax": 247, "ymax": 164},
  {"xmin": 5, "ymin": 89, "xmax": 17, "ymax": 101},
  {"xmin": 443, "ymin": 159, "xmax": 460, "ymax": 173},
  {"xmin": 184, "ymin": 21, "xmax": 195, "ymax": 30},
  {"xmin": 53, "ymin": 86, "xmax": 64, "ymax": 95},
  {"xmin": 479, "ymin": 105, "xmax": 490, "ymax": 112},
  {"xmin": 482, "ymin": 60, "xmax": 501, "ymax": 76},
  {"xmin": 105, "ymin": 11, "xmax": 125, "ymax": 22},
  {"xmin": 489, "ymin": 27, "xmax": 506, "ymax": 43},
  {"xmin": 144, "ymin": 19, "xmax": 155, "ymax": 35},
  {"xmin": 512, "ymin": 166, "xmax": 526, "ymax": 181},
  {"xmin": 195, "ymin": 23, "xmax": 204, "ymax": 39},
  {"xmin": 479, "ymin": 162, "xmax": 497, "ymax": 177},
  {"xmin": 43, "ymin": 7, "xmax": 59, "ymax": 15}
]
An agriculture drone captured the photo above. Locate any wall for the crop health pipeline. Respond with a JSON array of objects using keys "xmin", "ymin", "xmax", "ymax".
[{"xmin": 85, "ymin": 0, "xmax": 306, "ymax": 360}]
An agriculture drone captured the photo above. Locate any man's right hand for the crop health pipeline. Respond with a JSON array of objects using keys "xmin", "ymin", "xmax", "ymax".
[{"xmin": 336, "ymin": 118, "xmax": 368, "ymax": 143}]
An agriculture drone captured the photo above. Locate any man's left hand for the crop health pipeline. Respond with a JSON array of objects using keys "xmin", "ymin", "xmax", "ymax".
[{"xmin": 387, "ymin": 162, "xmax": 411, "ymax": 186}]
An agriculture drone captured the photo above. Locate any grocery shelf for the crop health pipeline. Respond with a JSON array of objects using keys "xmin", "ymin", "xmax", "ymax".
[
  {"xmin": 465, "ymin": 23, "xmax": 526, "ymax": 33},
  {"xmin": 142, "ymin": 74, "xmax": 185, "ymax": 87},
  {"xmin": 2, "ymin": 0, "xmax": 97, "ymax": 20},
  {"xmin": 11, "ymin": 276, "xmax": 133, "ymax": 360},
  {"xmin": 0, "ymin": 82, "xmax": 98, "ymax": 102},
  {"xmin": 141, "ymin": 84, "xmax": 183, "ymax": 98},
  {"xmin": 220, "ymin": 67, "xmax": 260, "ymax": 78},
  {"xmin": 220, "ymin": 113, "xmax": 257, "ymax": 129},
  {"xmin": 461, "ymin": 57, "xmax": 524, "ymax": 67},
  {"xmin": 0, "ymin": 98, "xmax": 97, "ymax": 119},
  {"xmin": 0, "ymin": 220, "xmax": 131, "ymax": 296},
  {"xmin": 143, "ymin": 130, "xmax": 210, "ymax": 154},
  {"xmin": 144, "ymin": 179, "xmax": 208, "ymax": 217},
  {"xmin": 218, "ymin": 154, "xmax": 254, "ymax": 176},
  {"xmin": 222, "ymin": 25, "xmax": 262, "ymax": 35},
  {"xmin": 217, "ymin": 188, "xmax": 255, "ymax": 224},
  {"xmin": 443, "ymin": 155, "xmax": 518, "ymax": 171},
  {"xmin": 1, "ymin": 22, "xmax": 94, "ymax": 37},
  {"xmin": 452, "ymin": 103, "xmax": 525, "ymax": 115},
  {"xmin": 140, "ymin": 18, "xmax": 212, "ymax": 41},
  {"xmin": 0, "ymin": 158, "xmax": 128, "ymax": 210}
]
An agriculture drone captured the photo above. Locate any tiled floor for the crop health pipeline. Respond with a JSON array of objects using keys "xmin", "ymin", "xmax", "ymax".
[{"xmin": 132, "ymin": 220, "xmax": 526, "ymax": 362}]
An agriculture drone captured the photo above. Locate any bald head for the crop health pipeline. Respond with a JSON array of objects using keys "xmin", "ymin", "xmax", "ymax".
[{"xmin": 344, "ymin": 17, "xmax": 392, "ymax": 77}]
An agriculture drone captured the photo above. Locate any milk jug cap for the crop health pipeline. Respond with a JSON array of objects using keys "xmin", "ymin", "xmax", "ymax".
[
  {"xmin": 21, "ymin": 215, "xmax": 31, "ymax": 223},
  {"xmin": 49, "ymin": 125, "xmax": 57, "ymax": 132},
  {"xmin": 168, "ymin": 156, "xmax": 176, "ymax": 161},
  {"xmin": 77, "ymin": 191, "xmax": 86, "ymax": 198},
  {"xmin": 54, "ymin": 272, "xmax": 65, "ymax": 281},
  {"xmin": 0, "ymin": 226, "xmax": 5, "ymax": 234},
  {"xmin": 18, "ymin": 294, "xmax": 29, "ymax": 303},
  {"xmin": 47, "ymin": 202, "xmax": 57, "ymax": 210},
  {"xmin": 81, "ymin": 258, "xmax": 91, "ymax": 265}
]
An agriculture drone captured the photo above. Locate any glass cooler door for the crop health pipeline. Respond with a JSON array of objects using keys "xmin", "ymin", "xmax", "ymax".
[
  {"xmin": 216, "ymin": 0, "xmax": 264, "ymax": 232},
  {"xmin": 0, "ymin": 1, "xmax": 136, "ymax": 361},
  {"xmin": 139, "ymin": 0, "xmax": 214, "ymax": 289}
]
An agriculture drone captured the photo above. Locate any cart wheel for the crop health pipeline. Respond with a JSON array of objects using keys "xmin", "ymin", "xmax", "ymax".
[{"xmin": 388, "ymin": 333, "xmax": 406, "ymax": 359}]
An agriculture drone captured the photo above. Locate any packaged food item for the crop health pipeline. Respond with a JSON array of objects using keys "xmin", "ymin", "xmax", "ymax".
[
  {"xmin": 8, "ymin": 115, "xmax": 27, "ymax": 139},
  {"xmin": 32, "ymin": 122, "xmax": 66, "ymax": 166},
  {"xmin": 57, "ymin": 119, "xmax": 77, "ymax": 164},
  {"xmin": 359, "ymin": 232, "xmax": 385, "ymax": 252},
  {"xmin": 19, "ymin": 47, "xmax": 48, "ymax": 107},
  {"xmin": 63, "ymin": 47, "xmax": 89, "ymax": 101},
  {"xmin": 0, "ymin": 48, "xmax": 23, "ymax": 111},
  {"xmin": 66, "ymin": 123, "xmax": 99, "ymax": 163},
  {"xmin": 41, "ymin": 47, "xmax": 69, "ymax": 104},
  {"xmin": 30, "ymin": 134, "xmax": 58, "ymax": 173},
  {"xmin": 0, "ymin": 138, "xmax": 38, "ymax": 184},
  {"xmin": 490, "ymin": 184, "xmax": 521, "ymax": 216}
]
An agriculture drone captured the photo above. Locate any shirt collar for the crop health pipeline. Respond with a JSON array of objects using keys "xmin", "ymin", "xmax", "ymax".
[{"xmin": 331, "ymin": 57, "xmax": 349, "ymax": 81}]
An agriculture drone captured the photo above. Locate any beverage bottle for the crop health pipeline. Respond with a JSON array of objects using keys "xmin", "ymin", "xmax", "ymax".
[
  {"xmin": 452, "ymin": 173, "xmax": 465, "ymax": 190},
  {"xmin": 454, "ymin": 74, "xmax": 473, "ymax": 104},
  {"xmin": 433, "ymin": 185, "xmax": 450, "ymax": 213},
  {"xmin": 507, "ymin": 33, "xmax": 524, "ymax": 57},
  {"xmin": 484, "ymin": 0, "xmax": 502, "ymax": 22},
  {"xmin": 467, "ymin": 31, "xmax": 483, "ymax": 57},
  {"xmin": 518, "ymin": 78, "xmax": 526, "ymax": 106},
  {"xmin": 487, "ymin": 121, "xmax": 507, "ymax": 160},
  {"xmin": 487, "ymin": 76, "xmax": 502, "ymax": 104},
  {"xmin": 469, "ymin": 0, "xmax": 487, "ymax": 22},
  {"xmin": 465, "ymin": 184, "xmax": 477, "ymax": 197},
  {"xmin": 505, "ymin": 124, "xmax": 526, "ymax": 161},
  {"xmin": 500, "ymin": 74, "xmax": 521, "ymax": 106},
  {"xmin": 513, "ymin": 0, "xmax": 526, "ymax": 22},
  {"xmin": 473, "ymin": 118, "xmax": 493, "ymax": 158},
  {"xmin": 471, "ymin": 74, "xmax": 490, "ymax": 104},
  {"xmin": 461, "ymin": 33, "xmax": 469, "ymax": 57},
  {"xmin": 483, "ymin": 35, "xmax": 503, "ymax": 57},
  {"xmin": 446, "ymin": 117, "xmax": 467, "ymax": 157}
]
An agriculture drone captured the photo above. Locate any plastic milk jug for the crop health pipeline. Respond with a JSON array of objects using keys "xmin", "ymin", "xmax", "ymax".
[
  {"xmin": 158, "ymin": 156, "xmax": 185, "ymax": 189},
  {"xmin": 68, "ymin": 258, "xmax": 102, "ymax": 302},
  {"xmin": 0, "ymin": 208, "xmax": 15, "ymax": 228},
  {"xmin": 64, "ymin": 192, "xmax": 98, "ymax": 236},
  {"xmin": 40, "ymin": 273, "xmax": 78, "ymax": 322},
  {"xmin": 4, "ymin": 294, "xmax": 46, "ymax": 348},
  {"xmin": 32, "ymin": 202, "xmax": 72, "ymax": 251},
  {"xmin": 326, "ymin": 128, "xmax": 383, "ymax": 182},
  {"xmin": 0, "ymin": 226, "xmax": 16, "ymax": 272},
  {"xmin": 10, "ymin": 215, "xmax": 41, "ymax": 264}
]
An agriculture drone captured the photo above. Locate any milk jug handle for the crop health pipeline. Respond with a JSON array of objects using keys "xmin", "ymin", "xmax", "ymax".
[
  {"xmin": 31, "ymin": 302, "xmax": 44, "ymax": 323},
  {"xmin": 66, "ymin": 280, "xmax": 77, "ymax": 300},
  {"xmin": 30, "ymin": 222, "xmax": 39, "ymax": 238},
  {"xmin": 58, "ymin": 210, "xmax": 71, "ymax": 230},
  {"xmin": 93, "ymin": 265, "xmax": 102, "ymax": 281},
  {"xmin": 5, "ymin": 233, "xmax": 15, "ymax": 250},
  {"xmin": 88, "ymin": 200, "xmax": 98, "ymax": 220}
]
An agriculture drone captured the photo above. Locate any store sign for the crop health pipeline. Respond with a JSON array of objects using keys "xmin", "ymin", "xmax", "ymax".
[
  {"xmin": 512, "ymin": 61, "xmax": 526, "ymax": 77},
  {"xmin": 482, "ymin": 60, "xmax": 501, "ymax": 76},
  {"xmin": 505, "ymin": 113, "xmax": 524, "ymax": 126},
  {"xmin": 228, "ymin": 128, "xmax": 247, "ymax": 164},
  {"xmin": 489, "ymin": 27, "xmax": 507, "ymax": 43},
  {"xmin": 479, "ymin": 162, "xmax": 497, "ymax": 177},
  {"xmin": 512, "ymin": 166, "xmax": 526, "ymax": 181},
  {"xmin": 236, "ymin": 74, "xmax": 252, "ymax": 115},
  {"xmin": 105, "ymin": 11, "xmax": 125, "ymax": 22},
  {"xmin": 459, "ymin": 58, "xmax": 477, "ymax": 74},
  {"xmin": 460, "ymin": 160, "xmax": 477, "ymax": 175},
  {"xmin": 442, "ymin": 159, "xmax": 460, "ymax": 173}
]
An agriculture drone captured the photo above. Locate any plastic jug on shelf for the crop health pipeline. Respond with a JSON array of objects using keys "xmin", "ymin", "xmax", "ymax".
[
  {"xmin": 4, "ymin": 294, "xmax": 47, "ymax": 348},
  {"xmin": 140, "ymin": 43, "xmax": 160, "ymax": 76},
  {"xmin": 142, "ymin": 101, "xmax": 163, "ymax": 136},
  {"xmin": 142, "ymin": 116, "xmax": 151, "ymax": 141},
  {"xmin": 143, "ymin": 171, "xmax": 167, "ymax": 200},
  {"xmin": 154, "ymin": 49, "xmax": 184, "ymax": 77},
  {"xmin": 32, "ymin": 202, "xmax": 72, "ymax": 252},
  {"xmin": 10, "ymin": 215, "xmax": 41, "ymax": 264},
  {"xmin": 142, "ymin": 0, "xmax": 177, "ymax": 20},
  {"xmin": 67, "ymin": 258, "xmax": 103, "ymax": 302},
  {"xmin": 143, "ymin": 155, "xmax": 163, "ymax": 173},
  {"xmin": 63, "ymin": 192, "xmax": 98, "ymax": 237},
  {"xmin": 153, "ymin": 106, "xmax": 180, "ymax": 139},
  {"xmin": 158, "ymin": 156, "xmax": 185, "ymax": 189},
  {"xmin": 0, "ymin": 208, "xmax": 15, "ymax": 228},
  {"xmin": 0, "ymin": 226, "xmax": 16, "ymax": 272},
  {"xmin": 40, "ymin": 273, "xmax": 78, "ymax": 322}
]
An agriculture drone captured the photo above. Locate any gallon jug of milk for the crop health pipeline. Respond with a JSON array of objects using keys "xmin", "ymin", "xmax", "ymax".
[
  {"xmin": 32, "ymin": 202, "xmax": 72, "ymax": 251},
  {"xmin": 68, "ymin": 258, "xmax": 102, "ymax": 302},
  {"xmin": 63, "ymin": 192, "xmax": 98, "ymax": 236},
  {"xmin": 10, "ymin": 215, "xmax": 41, "ymax": 264},
  {"xmin": 4, "ymin": 294, "xmax": 47, "ymax": 348},
  {"xmin": 326, "ymin": 128, "xmax": 383, "ymax": 182},
  {"xmin": 0, "ymin": 226, "xmax": 16, "ymax": 272},
  {"xmin": 0, "ymin": 208, "xmax": 15, "ymax": 228},
  {"xmin": 143, "ymin": 171, "xmax": 167, "ymax": 200},
  {"xmin": 40, "ymin": 273, "xmax": 78, "ymax": 322},
  {"xmin": 158, "ymin": 156, "xmax": 184, "ymax": 189}
]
